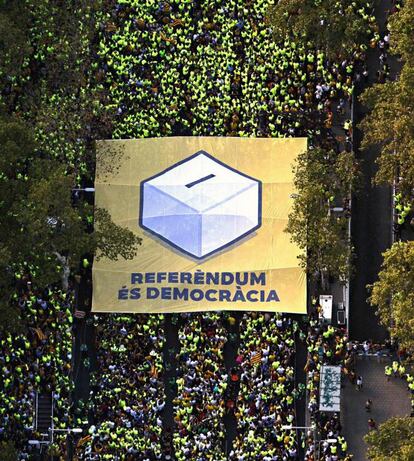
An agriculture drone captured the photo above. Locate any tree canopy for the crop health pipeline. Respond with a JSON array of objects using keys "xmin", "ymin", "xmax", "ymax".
[
  {"xmin": 286, "ymin": 147, "xmax": 359, "ymax": 288},
  {"xmin": 267, "ymin": 0, "xmax": 376, "ymax": 59},
  {"xmin": 359, "ymin": 0, "xmax": 414, "ymax": 203},
  {"xmin": 365, "ymin": 416, "xmax": 414, "ymax": 461},
  {"xmin": 0, "ymin": 110, "xmax": 141, "ymax": 329},
  {"xmin": 0, "ymin": 1, "xmax": 31, "ymax": 96},
  {"xmin": 368, "ymin": 241, "xmax": 414, "ymax": 349},
  {"xmin": 0, "ymin": 440, "xmax": 18, "ymax": 461},
  {"xmin": 388, "ymin": 0, "xmax": 414, "ymax": 66},
  {"xmin": 359, "ymin": 64, "xmax": 414, "ymax": 201}
]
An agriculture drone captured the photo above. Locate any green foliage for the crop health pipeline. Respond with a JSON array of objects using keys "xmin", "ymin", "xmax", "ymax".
[
  {"xmin": 286, "ymin": 147, "xmax": 358, "ymax": 287},
  {"xmin": 0, "ymin": 111, "xmax": 141, "ymax": 326},
  {"xmin": 0, "ymin": 0, "xmax": 110, "ymax": 176},
  {"xmin": 368, "ymin": 241, "xmax": 414, "ymax": 349},
  {"xmin": 0, "ymin": 1, "xmax": 141, "ymax": 333},
  {"xmin": 267, "ymin": 0, "xmax": 375, "ymax": 59},
  {"xmin": 359, "ymin": 65, "xmax": 414, "ymax": 201},
  {"xmin": 94, "ymin": 208, "xmax": 142, "ymax": 261},
  {"xmin": 388, "ymin": 0, "xmax": 414, "ymax": 66},
  {"xmin": 365, "ymin": 417, "xmax": 414, "ymax": 461},
  {"xmin": 0, "ymin": 440, "xmax": 18, "ymax": 461},
  {"xmin": 359, "ymin": 0, "xmax": 414, "ymax": 202},
  {"xmin": 0, "ymin": 1, "xmax": 32, "ymax": 97}
]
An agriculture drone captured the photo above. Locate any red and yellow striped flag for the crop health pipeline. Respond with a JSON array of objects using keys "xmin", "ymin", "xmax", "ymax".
[{"xmin": 250, "ymin": 351, "xmax": 262, "ymax": 366}]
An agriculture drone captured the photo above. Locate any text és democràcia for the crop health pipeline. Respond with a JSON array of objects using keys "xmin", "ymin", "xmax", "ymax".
[{"xmin": 117, "ymin": 271, "xmax": 279, "ymax": 303}]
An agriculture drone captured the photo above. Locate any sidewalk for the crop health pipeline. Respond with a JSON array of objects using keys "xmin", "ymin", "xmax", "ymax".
[{"xmin": 342, "ymin": 356, "xmax": 411, "ymax": 461}]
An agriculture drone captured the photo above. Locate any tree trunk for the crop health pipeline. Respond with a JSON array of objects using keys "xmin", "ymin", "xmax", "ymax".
[
  {"xmin": 54, "ymin": 252, "xmax": 71, "ymax": 291},
  {"xmin": 320, "ymin": 269, "xmax": 330, "ymax": 292}
]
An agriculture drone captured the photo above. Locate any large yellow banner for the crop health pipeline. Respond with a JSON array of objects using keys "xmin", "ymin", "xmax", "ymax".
[{"xmin": 92, "ymin": 137, "xmax": 307, "ymax": 313}]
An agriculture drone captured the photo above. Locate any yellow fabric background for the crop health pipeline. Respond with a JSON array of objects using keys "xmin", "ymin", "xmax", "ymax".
[{"xmin": 92, "ymin": 137, "xmax": 307, "ymax": 313}]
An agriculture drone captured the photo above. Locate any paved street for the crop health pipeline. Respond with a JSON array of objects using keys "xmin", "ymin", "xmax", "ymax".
[
  {"xmin": 342, "ymin": 357, "xmax": 411, "ymax": 461},
  {"xmin": 349, "ymin": 0, "xmax": 394, "ymax": 343}
]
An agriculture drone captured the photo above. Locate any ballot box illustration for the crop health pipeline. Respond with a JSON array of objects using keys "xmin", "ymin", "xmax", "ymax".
[{"xmin": 140, "ymin": 151, "xmax": 262, "ymax": 259}]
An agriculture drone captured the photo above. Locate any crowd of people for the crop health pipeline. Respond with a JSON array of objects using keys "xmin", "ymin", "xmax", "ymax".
[
  {"xmin": 385, "ymin": 358, "xmax": 414, "ymax": 416},
  {"xmin": 229, "ymin": 313, "xmax": 299, "ymax": 460},
  {"xmin": 304, "ymin": 308, "xmax": 351, "ymax": 461},
  {"xmin": 1, "ymin": 0, "xmax": 407, "ymax": 459},
  {"xmin": 80, "ymin": 314, "xmax": 165, "ymax": 460},
  {"xmin": 173, "ymin": 313, "xmax": 227, "ymax": 461},
  {"xmin": 0, "ymin": 273, "xmax": 74, "ymax": 458},
  {"xmin": 94, "ymin": 0, "xmax": 375, "ymax": 142}
]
